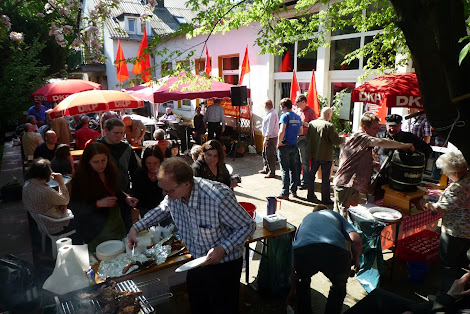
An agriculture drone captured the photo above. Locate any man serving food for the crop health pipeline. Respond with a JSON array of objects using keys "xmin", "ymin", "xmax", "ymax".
[{"xmin": 127, "ymin": 157, "xmax": 255, "ymax": 314}]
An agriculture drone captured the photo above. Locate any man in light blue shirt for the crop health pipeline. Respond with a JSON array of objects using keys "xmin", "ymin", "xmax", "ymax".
[
  {"xmin": 292, "ymin": 206, "xmax": 362, "ymax": 314},
  {"xmin": 259, "ymin": 99, "xmax": 279, "ymax": 178},
  {"xmin": 203, "ymin": 99, "xmax": 226, "ymax": 141}
]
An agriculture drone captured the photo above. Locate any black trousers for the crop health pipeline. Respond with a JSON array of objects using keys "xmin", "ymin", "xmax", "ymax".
[
  {"xmin": 294, "ymin": 243, "xmax": 350, "ymax": 314},
  {"xmin": 207, "ymin": 122, "xmax": 222, "ymax": 141},
  {"xmin": 186, "ymin": 257, "xmax": 243, "ymax": 314}
]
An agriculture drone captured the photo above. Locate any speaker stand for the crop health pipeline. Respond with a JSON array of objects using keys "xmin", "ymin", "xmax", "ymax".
[{"xmin": 231, "ymin": 107, "xmax": 242, "ymax": 160}]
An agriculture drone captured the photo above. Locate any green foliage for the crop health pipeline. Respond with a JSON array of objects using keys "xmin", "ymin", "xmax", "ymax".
[
  {"xmin": 330, "ymin": 90, "xmax": 352, "ymax": 134},
  {"xmin": 0, "ymin": 37, "xmax": 49, "ymax": 132}
]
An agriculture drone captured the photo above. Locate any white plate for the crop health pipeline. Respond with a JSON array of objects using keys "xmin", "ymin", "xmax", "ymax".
[
  {"xmin": 175, "ymin": 256, "xmax": 207, "ymax": 272},
  {"xmin": 368, "ymin": 207, "xmax": 402, "ymax": 222},
  {"xmin": 96, "ymin": 240, "xmax": 125, "ymax": 260}
]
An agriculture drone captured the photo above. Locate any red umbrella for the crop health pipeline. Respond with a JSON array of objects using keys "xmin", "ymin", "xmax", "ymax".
[
  {"xmin": 351, "ymin": 72, "xmax": 422, "ymax": 109},
  {"xmin": 153, "ymin": 74, "xmax": 250, "ymax": 103},
  {"xmin": 31, "ymin": 79, "xmax": 102, "ymax": 102},
  {"xmin": 49, "ymin": 90, "xmax": 144, "ymax": 119}
]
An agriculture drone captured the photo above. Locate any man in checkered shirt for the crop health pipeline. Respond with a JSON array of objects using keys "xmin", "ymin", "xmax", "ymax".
[{"xmin": 128, "ymin": 157, "xmax": 256, "ymax": 314}]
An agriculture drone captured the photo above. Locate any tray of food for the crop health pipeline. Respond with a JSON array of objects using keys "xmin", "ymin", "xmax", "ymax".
[{"xmin": 55, "ymin": 279, "xmax": 154, "ymax": 314}]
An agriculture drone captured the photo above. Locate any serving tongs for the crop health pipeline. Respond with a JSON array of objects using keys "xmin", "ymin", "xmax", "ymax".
[{"xmin": 122, "ymin": 258, "xmax": 155, "ymax": 275}]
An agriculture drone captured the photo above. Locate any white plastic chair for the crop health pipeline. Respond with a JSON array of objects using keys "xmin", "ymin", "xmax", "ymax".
[{"xmin": 31, "ymin": 210, "xmax": 75, "ymax": 258}]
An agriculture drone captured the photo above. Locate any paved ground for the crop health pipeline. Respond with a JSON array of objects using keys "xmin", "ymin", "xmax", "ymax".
[{"xmin": 0, "ymin": 143, "xmax": 443, "ymax": 313}]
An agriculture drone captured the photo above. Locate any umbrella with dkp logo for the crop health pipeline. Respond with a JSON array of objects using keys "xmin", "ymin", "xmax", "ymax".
[
  {"xmin": 31, "ymin": 79, "xmax": 102, "ymax": 102},
  {"xmin": 351, "ymin": 72, "xmax": 422, "ymax": 109},
  {"xmin": 49, "ymin": 90, "xmax": 144, "ymax": 120}
]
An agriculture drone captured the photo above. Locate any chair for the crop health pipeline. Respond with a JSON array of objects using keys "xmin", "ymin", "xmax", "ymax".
[{"xmin": 30, "ymin": 210, "xmax": 75, "ymax": 258}]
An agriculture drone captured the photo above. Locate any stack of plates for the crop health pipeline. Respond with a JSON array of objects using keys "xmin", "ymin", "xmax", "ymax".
[
  {"xmin": 368, "ymin": 207, "xmax": 402, "ymax": 222},
  {"xmin": 96, "ymin": 240, "xmax": 125, "ymax": 261}
]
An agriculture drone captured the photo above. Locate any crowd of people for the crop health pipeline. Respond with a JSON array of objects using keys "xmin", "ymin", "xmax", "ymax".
[{"xmin": 17, "ymin": 95, "xmax": 470, "ymax": 314}]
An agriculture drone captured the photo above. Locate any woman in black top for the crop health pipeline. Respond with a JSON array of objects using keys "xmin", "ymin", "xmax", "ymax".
[
  {"xmin": 131, "ymin": 145, "xmax": 164, "ymax": 217},
  {"xmin": 192, "ymin": 140, "xmax": 236, "ymax": 188}
]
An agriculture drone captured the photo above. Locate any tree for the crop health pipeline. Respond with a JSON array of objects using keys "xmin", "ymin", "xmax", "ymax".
[{"xmin": 184, "ymin": 0, "xmax": 470, "ymax": 162}]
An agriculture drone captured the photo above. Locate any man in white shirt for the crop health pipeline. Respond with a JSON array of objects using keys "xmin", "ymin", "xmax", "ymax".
[
  {"xmin": 203, "ymin": 99, "xmax": 226, "ymax": 141},
  {"xmin": 259, "ymin": 99, "xmax": 279, "ymax": 178}
]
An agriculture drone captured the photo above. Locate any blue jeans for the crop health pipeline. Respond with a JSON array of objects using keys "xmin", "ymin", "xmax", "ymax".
[
  {"xmin": 278, "ymin": 145, "xmax": 299, "ymax": 196},
  {"xmin": 297, "ymin": 137, "xmax": 310, "ymax": 186},
  {"xmin": 307, "ymin": 160, "xmax": 333, "ymax": 202}
]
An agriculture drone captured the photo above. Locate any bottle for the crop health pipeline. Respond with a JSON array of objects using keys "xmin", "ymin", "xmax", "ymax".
[{"xmin": 439, "ymin": 174, "xmax": 448, "ymax": 187}]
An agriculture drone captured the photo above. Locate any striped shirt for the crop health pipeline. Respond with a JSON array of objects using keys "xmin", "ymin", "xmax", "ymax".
[{"xmin": 134, "ymin": 177, "xmax": 256, "ymax": 263}]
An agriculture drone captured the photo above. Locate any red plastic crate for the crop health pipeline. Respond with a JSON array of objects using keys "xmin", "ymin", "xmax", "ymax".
[{"xmin": 396, "ymin": 230, "xmax": 440, "ymax": 264}]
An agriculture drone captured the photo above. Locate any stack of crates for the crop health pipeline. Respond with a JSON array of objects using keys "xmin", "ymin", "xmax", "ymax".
[{"xmin": 396, "ymin": 230, "xmax": 440, "ymax": 264}]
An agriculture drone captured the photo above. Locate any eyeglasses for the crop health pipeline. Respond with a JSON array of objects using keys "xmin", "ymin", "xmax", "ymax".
[{"xmin": 161, "ymin": 183, "xmax": 181, "ymax": 194}]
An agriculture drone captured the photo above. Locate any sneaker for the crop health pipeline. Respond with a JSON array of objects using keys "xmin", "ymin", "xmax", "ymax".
[{"xmin": 276, "ymin": 194, "xmax": 289, "ymax": 200}]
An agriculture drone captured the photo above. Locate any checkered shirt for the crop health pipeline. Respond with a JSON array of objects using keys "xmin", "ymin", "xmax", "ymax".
[
  {"xmin": 410, "ymin": 115, "xmax": 432, "ymax": 139},
  {"xmin": 134, "ymin": 177, "xmax": 256, "ymax": 263}
]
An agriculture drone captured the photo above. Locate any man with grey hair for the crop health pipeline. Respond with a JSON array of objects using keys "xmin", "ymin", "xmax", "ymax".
[
  {"xmin": 74, "ymin": 115, "xmax": 100, "ymax": 149},
  {"xmin": 259, "ymin": 99, "xmax": 279, "ymax": 178},
  {"xmin": 128, "ymin": 157, "xmax": 255, "ymax": 314},
  {"xmin": 204, "ymin": 99, "xmax": 226, "ymax": 141},
  {"xmin": 22, "ymin": 123, "xmax": 44, "ymax": 159},
  {"xmin": 306, "ymin": 107, "xmax": 345, "ymax": 204}
]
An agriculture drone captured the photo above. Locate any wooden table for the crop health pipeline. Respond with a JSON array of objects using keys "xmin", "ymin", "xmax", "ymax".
[
  {"xmin": 244, "ymin": 222, "xmax": 296, "ymax": 283},
  {"xmin": 94, "ymin": 253, "xmax": 192, "ymax": 284},
  {"xmin": 93, "ymin": 222, "xmax": 296, "ymax": 285}
]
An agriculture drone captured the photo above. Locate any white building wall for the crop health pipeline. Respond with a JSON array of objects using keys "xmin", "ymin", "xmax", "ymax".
[{"xmin": 153, "ymin": 23, "xmax": 270, "ymax": 124}]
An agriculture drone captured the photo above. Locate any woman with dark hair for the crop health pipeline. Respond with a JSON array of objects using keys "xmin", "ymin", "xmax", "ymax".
[
  {"xmin": 51, "ymin": 144, "xmax": 74, "ymax": 176},
  {"xmin": 22, "ymin": 158, "xmax": 74, "ymax": 236},
  {"xmin": 192, "ymin": 140, "xmax": 236, "ymax": 188},
  {"xmin": 131, "ymin": 145, "xmax": 164, "ymax": 218},
  {"xmin": 70, "ymin": 142, "xmax": 138, "ymax": 252}
]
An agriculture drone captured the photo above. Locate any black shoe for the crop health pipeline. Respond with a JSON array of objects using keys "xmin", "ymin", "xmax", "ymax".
[
  {"xmin": 291, "ymin": 192, "xmax": 299, "ymax": 198},
  {"xmin": 298, "ymin": 185, "xmax": 307, "ymax": 190},
  {"xmin": 322, "ymin": 199, "xmax": 334, "ymax": 205},
  {"xmin": 276, "ymin": 194, "xmax": 289, "ymax": 200},
  {"xmin": 306, "ymin": 196, "xmax": 320, "ymax": 203}
]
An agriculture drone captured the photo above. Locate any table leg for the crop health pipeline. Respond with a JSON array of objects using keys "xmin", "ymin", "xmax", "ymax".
[
  {"xmin": 390, "ymin": 222, "xmax": 401, "ymax": 278},
  {"xmin": 245, "ymin": 243, "xmax": 250, "ymax": 284}
]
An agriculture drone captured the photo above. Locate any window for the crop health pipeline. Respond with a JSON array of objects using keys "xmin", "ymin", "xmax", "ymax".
[
  {"xmin": 175, "ymin": 16, "xmax": 186, "ymax": 24},
  {"xmin": 177, "ymin": 60, "xmax": 191, "ymax": 72},
  {"xmin": 161, "ymin": 62, "xmax": 173, "ymax": 75},
  {"xmin": 274, "ymin": 44, "xmax": 294, "ymax": 73},
  {"xmin": 195, "ymin": 58, "xmax": 210, "ymax": 76},
  {"xmin": 330, "ymin": 82, "xmax": 356, "ymax": 121},
  {"xmin": 127, "ymin": 18, "xmax": 136, "ymax": 34},
  {"xmin": 218, "ymin": 55, "xmax": 239, "ymax": 85},
  {"xmin": 297, "ymin": 40, "xmax": 317, "ymax": 71},
  {"xmin": 329, "ymin": 38, "xmax": 360, "ymax": 70}
]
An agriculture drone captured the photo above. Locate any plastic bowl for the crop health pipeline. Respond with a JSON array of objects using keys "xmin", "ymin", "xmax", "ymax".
[{"xmin": 239, "ymin": 202, "xmax": 256, "ymax": 219}]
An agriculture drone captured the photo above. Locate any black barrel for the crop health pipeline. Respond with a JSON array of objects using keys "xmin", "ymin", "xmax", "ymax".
[{"xmin": 388, "ymin": 150, "xmax": 425, "ymax": 191}]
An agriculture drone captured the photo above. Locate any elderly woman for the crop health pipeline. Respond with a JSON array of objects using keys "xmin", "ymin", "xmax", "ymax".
[
  {"xmin": 70, "ymin": 142, "xmax": 138, "ymax": 252},
  {"xmin": 131, "ymin": 145, "xmax": 164, "ymax": 218},
  {"xmin": 424, "ymin": 150, "xmax": 470, "ymax": 291},
  {"xmin": 192, "ymin": 140, "xmax": 236, "ymax": 188},
  {"xmin": 22, "ymin": 158, "xmax": 74, "ymax": 236}
]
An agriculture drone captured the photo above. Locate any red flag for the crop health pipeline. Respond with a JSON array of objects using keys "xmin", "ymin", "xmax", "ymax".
[
  {"xmin": 278, "ymin": 50, "xmax": 293, "ymax": 72},
  {"xmin": 115, "ymin": 39, "xmax": 129, "ymax": 82},
  {"xmin": 307, "ymin": 70, "xmax": 320, "ymax": 116},
  {"xmin": 290, "ymin": 70, "xmax": 300, "ymax": 104},
  {"xmin": 132, "ymin": 29, "xmax": 151, "ymax": 82},
  {"xmin": 239, "ymin": 45, "xmax": 250, "ymax": 86},
  {"xmin": 205, "ymin": 46, "xmax": 211, "ymax": 75}
]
